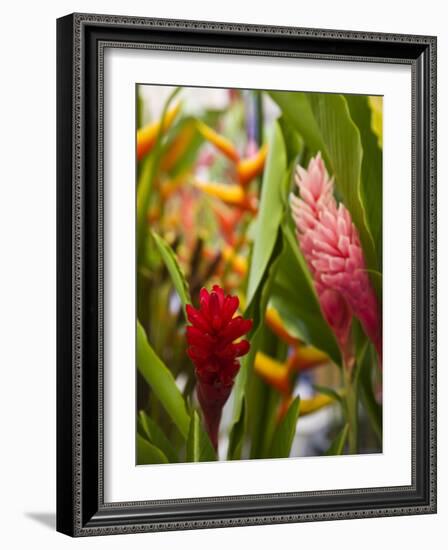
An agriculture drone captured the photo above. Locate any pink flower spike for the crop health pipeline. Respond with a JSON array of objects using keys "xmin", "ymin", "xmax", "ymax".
[
  {"xmin": 290, "ymin": 154, "xmax": 382, "ymax": 366},
  {"xmin": 318, "ymin": 287, "xmax": 353, "ymax": 368}
]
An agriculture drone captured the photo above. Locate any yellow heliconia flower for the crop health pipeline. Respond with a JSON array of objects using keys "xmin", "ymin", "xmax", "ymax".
[
  {"xmin": 254, "ymin": 343, "xmax": 330, "ymax": 395},
  {"xmin": 196, "ymin": 120, "xmax": 240, "ymax": 163},
  {"xmin": 193, "ymin": 179, "xmax": 244, "ymax": 203},
  {"xmin": 254, "ymin": 352, "xmax": 290, "ymax": 394},
  {"xmin": 255, "ymin": 346, "xmax": 341, "ymax": 421},
  {"xmin": 265, "ymin": 309, "xmax": 329, "ymax": 368},
  {"xmin": 147, "ymin": 205, "xmax": 160, "ymax": 224},
  {"xmin": 265, "ymin": 306, "xmax": 300, "ymax": 346},
  {"xmin": 221, "ymin": 246, "xmax": 248, "ymax": 276},
  {"xmin": 163, "ymin": 211, "xmax": 182, "ymax": 230},
  {"xmin": 277, "ymin": 391, "xmax": 340, "ymax": 421},
  {"xmin": 192, "ymin": 179, "xmax": 258, "ymax": 212},
  {"xmin": 290, "ymin": 345, "xmax": 329, "ymax": 371},
  {"xmin": 368, "ymin": 96, "xmax": 383, "ymax": 148},
  {"xmin": 160, "ymin": 174, "xmax": 186, "ymax": 200},
  {"xmin": 137, "ymin": 102, "xmax": 181, "ymax": 161},
  {"xmin": 299, "ymin": 393, "xmax": 335, "ymax": 415},
  {"xmin": 160, "ymin": 120, "xmax": 196, "ymax": 172},
  {"xmin": 237, "ymin": 143, "xmax": 268, "ymax": 186}
]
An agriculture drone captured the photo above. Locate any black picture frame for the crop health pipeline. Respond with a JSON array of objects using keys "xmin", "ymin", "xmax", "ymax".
[{"xmin": 56, "ymin": 13, "xmax": 437, "ymax": 537}]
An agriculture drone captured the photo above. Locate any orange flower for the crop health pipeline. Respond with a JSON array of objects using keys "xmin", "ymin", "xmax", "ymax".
[
  {"xmin": 160, "ymin": 120, "xmax": 196, "ymax": 172},
  {"xmin": 237, "ymin": 144, "xmax": 268, "ymax": 186},
  {"xmin": 137, "ymin": 102, "xmax": 181, "ymax": 161},
  {"xmin": 221, "ymin": 246, "xmax": 248, "ymax": 276},
  {"xmin": 288, "ymin": 346, "xmax": 329, "ymax": 372},
  {"xmin": 277, "ymin": 393, "xmax": 340, "ymax": 422},
  {"xmin": 195, "ymin": 120, "xmax": 240, "ymax": 163},
  {"xmin": 277, "ymin": 392, "xmax": 339, "ymax": 422},
  {"xmin": 192, "ymin": 179, "xmax": 258, "ymax": 213},
  {"xmin": 210, "ymin": 204, "xmax": 245, "ymax": 246},
  {"xmin": 196, "ymin": 120, "xmax": 268, "ymax": 187},
  {"xmin": 265, "ymin": 307, "xmax": 301, "ymax": 347},
  {"xmin": 300, "ymin": 393, "xmax": 337, "ymax": 415},
  {"xmin": 254, "ymin": 352, "xmax": 290, "ymax": 394},
  {"xmin": 160, "ymin": 174, "xmax": 186, "ymax": 200},
  {"xmin": 255, "ymin": 344, "xmax": 329, "ymax": 396}
]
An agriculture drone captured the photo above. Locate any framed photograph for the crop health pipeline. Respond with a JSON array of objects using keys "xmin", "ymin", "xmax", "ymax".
[{"xmin": 56, "ymin": 13, "xmax": 437, "ymax": 536}]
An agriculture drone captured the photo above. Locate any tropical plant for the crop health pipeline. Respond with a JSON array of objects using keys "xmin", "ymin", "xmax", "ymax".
[{"xmin": 136, "ymin": 86, "xmax": 382, "ymax": 464}]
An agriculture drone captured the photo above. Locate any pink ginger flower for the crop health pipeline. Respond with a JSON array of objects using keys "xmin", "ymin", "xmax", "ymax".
[{"xmin": 289, "ymin": 153, "xmax": 381, "ymax": 366}]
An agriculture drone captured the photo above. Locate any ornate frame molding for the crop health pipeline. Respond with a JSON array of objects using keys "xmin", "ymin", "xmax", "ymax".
[{"xmin": 56, "ymin": 13, "xmax": 437, "ymax": 537}]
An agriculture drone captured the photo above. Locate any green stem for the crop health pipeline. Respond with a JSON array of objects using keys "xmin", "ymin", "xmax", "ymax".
[{"xmin": 343, "ymin": 367, "xmax": 358, "ymax": 454}]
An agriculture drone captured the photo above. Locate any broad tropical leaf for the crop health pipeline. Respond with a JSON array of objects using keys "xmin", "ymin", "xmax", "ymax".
[
  {"xmin": 231, "ymin": 233, "xmax": 283, "ymax": 428},
  {"xmin": 227, "ymin": 399, "xmax": 246, "ymax": 460},
  {"xmin": 269, "ymin": 396, "xmax": 300, "ymax": 458},
  {"xmin": 345, "ymin": 95, "xmax": 383, "ymax": 273},
  {"xmin": 248, "ymin": 326, "xmax": 284, "ymax": 459},
  {"xmin": 137, "ymin": 321, "xmax": 190, "ymax": 439},
  {"xmin": 138, "ymin": 411, "xmax": 178, "ymax": 463},
  {"xmin": 359, "ymin": 345, "xmax": 382, "ymax": 441},
  {"xmin": 325, "ymin": 423, "xmax": 349, "ymax": 456},
  {"xmin": 137, "ymin": 433, "xmax": 169, "ymax": 464},
  {"xmin": 151, "ymin": 231, "xmax": 191, "ymax": 313},
  {"xmin": 246, "ymin": 121, "xmax": 287, "ymax": 305},
  {"xmin": 186, "ymin": 411, "xmax": 217, "ymax": 462}
]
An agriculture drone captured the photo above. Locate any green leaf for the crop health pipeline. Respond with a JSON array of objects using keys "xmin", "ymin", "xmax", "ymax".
[
  {"xmin": 345, "ymin": 95, "xmax": 383, "ymax": 271},
  {"xmin": 232, "ymin": 232, "xmax": 283, "ymax": 426},
  {"xmin": 136, "ymin": 87, "xmax": 144, "ymax": 130},
  {"xmin": 269, "ymin": 91, "xmax": 377, "ymax": 273},
  {"xmin": 278, "ymin": 115, "xmax": 304, "ymax": 165},
  {"xmin": 136, "ymin": 153, "xmax": 154, "ymax": 204},
  {"xmin": 136, "ymin": 433, "xmax": 169, "ymax": 465},
  {"xmin": 269, "ymin": 396, "xmax": 301, "ymax": 459},
  {"xmin": 227, "ymin": 399, "xmax": 246, "ymax": 460},
  {"xmin": 137, "ymin": 321, "xmax": 190, "ymax": 439},
  {"xmin": 151, "ymin": 231, "xmax": 191, "ymax": 312},
  {"xmin": 246, "ymin": 121, "xmax": 287, "ymax": 305},
  {"xmin": 248, "ymin": 326, "xmax": 283, "ymax": 459},
  {"xmin": 186, "ymin": 411, "xmax": 217, "ymax": 462},
  {"xmin": 259, "ymin": 383, "xmax": 283, "ymax": 458},
  {"xmin": 137, "ymin": 410, "xmax": 153, "ymax": 441},
  {"xmin": 138, "ymin": 411, "xmax": 178, "ymax": 463},
  {"xmin": 270, "ymin": 220, "xmax": 341, "ymax": 365},
  {"xmin": 269, "ymin": 91, "xmax": 324, "ymax": 157},
  {"xmin": 359, "ymin": 345, "xmax": 382, "ymax": 442},
  {"xmin": 325, "ymin": 423, "xmax": 349, "ymax": 456}
]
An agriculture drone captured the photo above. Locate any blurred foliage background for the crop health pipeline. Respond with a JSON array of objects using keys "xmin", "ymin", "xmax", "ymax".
[{"xmin": 136, "ymin": 85, "xmax": 383, "ymax": 465}]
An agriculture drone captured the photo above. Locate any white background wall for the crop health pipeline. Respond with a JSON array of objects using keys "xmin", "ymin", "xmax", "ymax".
[{"xmin": 0, "ymin": 0, "xmax": 445, "ymax": 548}]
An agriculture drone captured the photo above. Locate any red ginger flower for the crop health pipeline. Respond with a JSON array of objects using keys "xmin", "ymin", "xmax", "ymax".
[
  {"xmin": 290, "ymin": 153, "xmax": 381, "ymax": 366},
  {"xmin": 186, "ymin": 285, "xmax": 252, "ymax": 450}
]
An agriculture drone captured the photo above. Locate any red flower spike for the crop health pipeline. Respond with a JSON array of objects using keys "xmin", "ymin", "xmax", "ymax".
[{"xmin": 186, "ymin": 285, "xmax": 252, "ymax": 450}]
